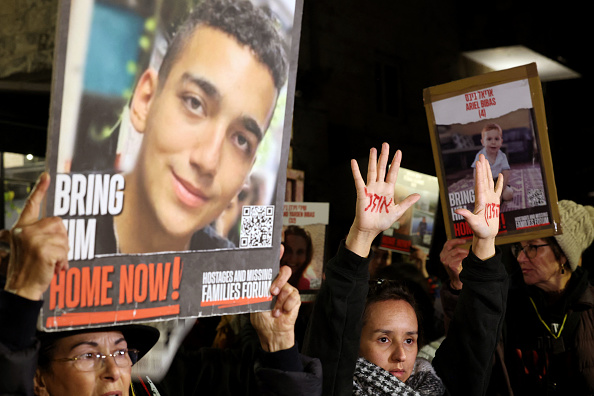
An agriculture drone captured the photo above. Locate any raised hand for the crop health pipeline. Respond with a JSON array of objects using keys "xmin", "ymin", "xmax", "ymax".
[
  {"xmin": 4, "ymin": 172, "xmax": 69, "ymax": 300},
  {"xmin": 251, "ymin": 265, "xmax": 300, "ymax": 352},
  {"xmin": 347, "ymin": 143, "xmax": 420, "ymax": 257},
  {"xmin": 454, "ymin": 154, "xmax": 503, "ymax": 259},
  {"xmin": 439, "ymin": 239, "xmax": 469, "ymax": 290}
]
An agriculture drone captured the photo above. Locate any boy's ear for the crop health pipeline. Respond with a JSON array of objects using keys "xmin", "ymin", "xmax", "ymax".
[
  {"xmin": 34, "ymin": 369, "xmax": 50, "ymax": 396},
  {"xmin": 130, "ymin": 68, "xmax": 159, "ymax": 134}
]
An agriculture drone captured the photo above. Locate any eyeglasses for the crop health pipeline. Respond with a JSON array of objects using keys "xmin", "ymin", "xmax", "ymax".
[
  {"xmin": 53, "ymin": 348, "xmax": 139, "ymax": 372},
  {"xmin": 511, "ymin": 243, "xmax": 550, "ymax": 259}
]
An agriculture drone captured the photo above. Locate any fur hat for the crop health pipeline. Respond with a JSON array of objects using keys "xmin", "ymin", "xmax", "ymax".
[{"xmin": 554, "ymin": 200, "xmax": 594, "ymax": 271}]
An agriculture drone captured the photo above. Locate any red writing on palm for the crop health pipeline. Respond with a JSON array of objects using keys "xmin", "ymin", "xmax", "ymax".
[
  {"xmin": 364, "ymin": 188, "xmax": 393, "ymax": 213},
  {"xmin": 484, "ymin": 203, "xmax": 500, "ymax": 226}
]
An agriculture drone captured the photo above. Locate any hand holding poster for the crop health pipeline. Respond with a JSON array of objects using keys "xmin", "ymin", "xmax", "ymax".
[
  {"xmin": 423, "ymin": 63, "xmax": 560, "ymax": 245},
  {"xmin": 42, "ymin": 0, "xmax": 303, "ymax": 330}
]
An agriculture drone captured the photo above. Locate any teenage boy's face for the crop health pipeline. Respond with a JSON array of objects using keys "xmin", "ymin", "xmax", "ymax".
[
  {"xmin": 131, "ymin": 25, "xmax": 277, "ymax": 239},
  {"xmin": 481, "ymin": 129, "xmax": 503, "ymax": 156}
]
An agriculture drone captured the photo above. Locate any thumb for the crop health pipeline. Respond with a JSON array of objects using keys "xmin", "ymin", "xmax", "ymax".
[
  {"xmin": 396, "ymin": 193, "xmax": 421, "ymax": 213},
  {"xmin": 16, "ymin": 172, "xmax": 50, "ymax": 227},
  {"xmin": 271, "ymin": 265, "xmax": 292, "ymax": 296},
  {"xmin": 454, "ymin": 207, "xmax": 473, "ymax": 222}
]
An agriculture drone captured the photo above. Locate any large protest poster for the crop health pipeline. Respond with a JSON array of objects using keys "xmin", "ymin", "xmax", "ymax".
[
  {"xmin": 281, "ymin": 202, "xmax": 329, "ymax": 301},
  {"xmin": 379, "ymin": 167, "xmax": 439, "ymax": 255},
  {"xmin": 41, "ymin": 0, "xmax": 303, "ymax": 330},
  {"xmin": 423, "ymin": 63, "xmax": 561, "ymax": 245}
]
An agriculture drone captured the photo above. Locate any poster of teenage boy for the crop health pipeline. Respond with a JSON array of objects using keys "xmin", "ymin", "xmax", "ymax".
[{"xmin": 42, "ymin": 0, "xmax": 303, "ymax": 330}]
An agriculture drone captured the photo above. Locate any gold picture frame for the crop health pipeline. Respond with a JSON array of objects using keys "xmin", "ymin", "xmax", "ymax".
[{"xmin": 423, "ymin": 63, "xmax": 561, "ymax": 245}]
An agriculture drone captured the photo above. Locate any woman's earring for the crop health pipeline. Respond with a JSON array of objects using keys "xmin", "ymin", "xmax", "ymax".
[{"xmin": 560, "ymin": 264, "xmax": 566, "ymax": 275}]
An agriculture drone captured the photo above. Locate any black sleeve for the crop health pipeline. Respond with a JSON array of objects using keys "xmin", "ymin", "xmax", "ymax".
[
  {"xmin": 302, "ymin": 240, "xmax": 371, "ymax": 396},
  {"xmin": 433, "ymin": 248, "xmax": 509, "ymax": 396},
  {"xmin": 157, "ymin": 336, "xmax": 260, "ymax": 396},
  {"xmin": 0, "ymin": 290, "xmax": 43, "ymax": 396},
  {"xmin": 157, "ymin": 324, "xmax": 321, "ymax": 396},
  {"xmin": 255, "ymin": 345, "xmax": 323, "ymax": 396},
  {"xmin": 439, "ymin": 279, "xmax": 461, "ymax": 334}
]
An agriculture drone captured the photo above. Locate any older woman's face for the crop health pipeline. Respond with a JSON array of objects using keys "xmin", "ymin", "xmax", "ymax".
[
  {"xmin": 516, "ymin": 238, "xmax": 564, "ymax": 292},
  {"xmin": 36, "ymin": 331, "xmax": 132, "ymax": 396}
]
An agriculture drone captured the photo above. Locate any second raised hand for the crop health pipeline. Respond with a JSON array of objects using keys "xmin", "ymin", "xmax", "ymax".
[
  {"xmin": 455, "ymin": 154, "xmax": 503, "ymax": 259},
  {"xmin": 347, "ymin": 143, "xmax": 420, "ymax": 257}
]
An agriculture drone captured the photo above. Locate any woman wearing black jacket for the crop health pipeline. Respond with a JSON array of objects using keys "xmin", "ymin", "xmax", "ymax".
[{"xmin": 303, "ymin": 143, "xmax": 508, "ymax": 396}]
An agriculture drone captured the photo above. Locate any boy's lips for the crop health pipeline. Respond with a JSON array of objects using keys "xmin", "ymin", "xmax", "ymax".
[{"xmin": 172, "ymin": 171, "xmax": 209, "ymax": 208}]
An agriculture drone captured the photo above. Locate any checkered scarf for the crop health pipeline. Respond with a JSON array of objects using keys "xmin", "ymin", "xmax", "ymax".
[{"xmin": 353, "ymin": 357, "xmax": 445, "ymax": 396}]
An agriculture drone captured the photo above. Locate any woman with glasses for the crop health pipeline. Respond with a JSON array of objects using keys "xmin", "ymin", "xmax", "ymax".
[
  {"xmin": 32, "ymin": 326, "xmax": 159, "ymax": 395},
  {"xmin": 303, "ymin": 143, "xmax": 509, "ymax": 395},
  {"xmin": 0, "ymin": 172, "xmax": 322, "ymax": 396},
  {"xmin": 440, "ymin": 200, "xmax": 594, "ymax": 395}
]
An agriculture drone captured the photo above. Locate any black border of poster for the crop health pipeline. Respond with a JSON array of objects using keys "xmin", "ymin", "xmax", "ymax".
[{"xmin": 41, "ymin": 0, "xmax": 304, "ymax": 331}]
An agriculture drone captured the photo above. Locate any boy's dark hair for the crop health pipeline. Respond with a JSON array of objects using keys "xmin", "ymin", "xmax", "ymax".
[{"xmin": 159, "ymin": 0, "xmax": 288, "ymax": 90}]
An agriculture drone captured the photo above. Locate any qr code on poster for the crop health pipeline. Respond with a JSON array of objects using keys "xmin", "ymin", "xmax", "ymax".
[
  {"xmin": 528, "ymin": 188, "xmax": 546, "ymax": 207},
  {"xmin": 239, "ymin": 205, "xmax": 275, "ymax": 248}
]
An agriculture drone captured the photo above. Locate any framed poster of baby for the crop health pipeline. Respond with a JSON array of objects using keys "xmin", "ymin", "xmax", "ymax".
[{"xmin": 423, "ymin": 63, "xmax": 561, "ymax": 245}]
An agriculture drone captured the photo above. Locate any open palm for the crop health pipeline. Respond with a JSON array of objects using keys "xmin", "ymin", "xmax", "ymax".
[
  {"xmin": 456, "ymin": 154, "xmax": 503, "ymax": 240},
  {"xmin": 351, "ymin": 143, "xmax": 420, "ymax": 238}
]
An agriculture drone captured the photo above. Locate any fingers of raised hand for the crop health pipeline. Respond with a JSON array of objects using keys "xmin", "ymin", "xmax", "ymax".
[
  {"xmin": 440, "ymin": 239, "xmax": 468, "ymax": 264},
  {"xmin": 7, "ymin": 218, "xmax": 68, "ymax": 299},
  {"xmin": 474, "ymin": 155, "xmax": 488, "ymax": 195},
  {"xmin": 16, "ymin": 172, "xmax": 50, "ymax": 228},
  {"xmin": 396, "ymin": 193, "xmax": 420, "ymax": 215},
  {"xmin": 376, "ymin": 142, "xmax": 390, "ymax": 182},
  {"xmin": 385, "ymin": 149, "xmax": 402, "ymax": 185},
  {"xmin": 273, "ymin": 283, "xmax": 300, "ymax": 318},
  {"xmin": 366, "ymin": 147, "xmax": 378, "ymax": 185},
  {"xmin": 454, "ymin": 207, "xmax": 473, "ymax": 222},
  {"xmin": 271, "ymin": 265, "xmax": 292, "ymax": 296},
  {"xmin": 494, "ymin": 173, "xmax": 504, "ymax": 196},
  {"xmin": 13, "ymin": 217, "xmax": 68, "ymax": 265},
  {"xmin": 480, "ymin": 155, "xmax": 494, "ymax": 187},
  {"xmin": 351, "ymin": 159, "xmax": 367, "ymax": 194}
]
